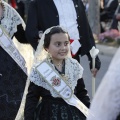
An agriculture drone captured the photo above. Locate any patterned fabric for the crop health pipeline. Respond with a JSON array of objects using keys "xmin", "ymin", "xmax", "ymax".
[
  {"xmin": 0, "ymin": 48, "xmax": 26, "ymax": 120},
  {"xmin": 0, "ymin": 1, "xmax": 27, "ymax": 120},
  {"xmin": 29, "ymin": 58, "xmax": 83, "ymax": 98},
  {"xmin": 34, "ymin": 97, "xmax": 86, "ymax": 120},
  {"xmin": 1, "ymin": 1, "xmax": 25, "ymax": 38}
]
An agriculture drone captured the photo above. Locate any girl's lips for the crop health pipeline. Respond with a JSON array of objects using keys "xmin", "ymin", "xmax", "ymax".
[
  {"xmin": 59, "ymin": 52, "xmax": 66, "ymax": 54},
  {"xmin": 59, "ymin": 52, "xmax": 67, "ymax": 55}
]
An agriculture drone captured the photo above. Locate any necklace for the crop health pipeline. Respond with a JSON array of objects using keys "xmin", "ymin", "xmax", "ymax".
[
  {"xmin": 51, "ymin": 59, "xmax": 65, "ymax": 72},
  {"xmin": 56, "ymin": 63, "xmax": 62, "ymax": 69},
  {"xmin": 52, "ymin": 59, "xmax": 64, "ymax": 68},
  {"xmin": 54, "ymin": 62, "xmax": 63, "ymax": 72},
  {"xmin": 61, "ymin": 74, "xmax": 68, "ymax": 81}
]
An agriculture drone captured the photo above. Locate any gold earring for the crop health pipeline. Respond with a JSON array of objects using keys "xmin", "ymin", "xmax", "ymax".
[{"xmin": 47, "ymin": 52, "xmax": 52, "ymax": 60}]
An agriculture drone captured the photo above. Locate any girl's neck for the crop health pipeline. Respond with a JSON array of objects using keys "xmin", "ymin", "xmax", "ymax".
[{"xmin": 52, "ymin": 59, "xmax": 64, "ymax": 72}]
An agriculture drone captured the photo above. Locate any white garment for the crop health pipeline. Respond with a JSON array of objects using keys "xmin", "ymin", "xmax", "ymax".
[
  {"xmin": 0, "ymin": 2, "xmax": 33, "ymax": 120},
  {"xmin": 1, "ymin": 1, "xmax": 25, "ymax": 38},
  {"xmin": 87, "ymin": 47, "xmax": 120, "ymax": 120},
  {"xmin": 29, "ymin": 57, "xmax": 83, "ymax": 98},
  {"xmin": 53, "ymin": 0, "xmax": 80, "ymax": 40},
  {"xmin": 0, "ymin": 1, "xmax": 33, "ymax": 71}
]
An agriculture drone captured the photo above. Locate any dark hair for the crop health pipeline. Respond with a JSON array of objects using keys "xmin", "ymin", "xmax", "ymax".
[{"xmin": 44, "ymin": 26, "xmax": 70, "ymax": 49}]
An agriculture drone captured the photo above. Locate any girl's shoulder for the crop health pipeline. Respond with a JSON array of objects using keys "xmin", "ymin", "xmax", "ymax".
[{"xmin": 65, "ymin": 57, "xmax": 83, "ymax": 71}]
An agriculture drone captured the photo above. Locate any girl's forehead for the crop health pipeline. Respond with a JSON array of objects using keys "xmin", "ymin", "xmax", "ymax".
[{"xmin": 51, "ymin": 33, "xmax": 69, "ymax": 41}]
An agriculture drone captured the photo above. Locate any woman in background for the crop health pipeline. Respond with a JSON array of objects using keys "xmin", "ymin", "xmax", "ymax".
[{"xmin": 0, "ymin": 0, "xmax": 29, "ymax": 119}]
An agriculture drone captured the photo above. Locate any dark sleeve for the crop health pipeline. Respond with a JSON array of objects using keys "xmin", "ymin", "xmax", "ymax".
[
  {"xmin": 24, "ymin": 82, "xmax": 41, "ymax": 120},
  {"xmin": 25, "ymin": 0, "xmax": 39, "ymax": 50},
  {"xmin": 105, "ymin": 0, "xmax": 118, "ymax": 11},
  {"xmin": 75, "ymin": 78, "xmax": 90, "ymax": 108},
  {"xmin": 86, "ymin": 52, "xmax": 101, "ymax": 70},
  {"xmin": 116, "ymin": 113, "xmax": 120, "ymax": 120},
  {"xmin": 14, "ymin": 24, "xmax": 28, "ymax": 43}
]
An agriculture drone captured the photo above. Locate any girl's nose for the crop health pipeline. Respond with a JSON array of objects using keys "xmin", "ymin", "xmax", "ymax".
[{"xmin": 61, "ymin": 45, "xmax": 66, "ymax": 49}]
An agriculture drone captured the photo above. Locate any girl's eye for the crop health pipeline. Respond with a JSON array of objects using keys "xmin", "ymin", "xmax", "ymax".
[
  {"xmin": 64, "ymin": 42, "xmax": 69, "ymax": 46},
  {"xmin": 55, "ymin": 42, "xmax": 61, "ymax": 47}
]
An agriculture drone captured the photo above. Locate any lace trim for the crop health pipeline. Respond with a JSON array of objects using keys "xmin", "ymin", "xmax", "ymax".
[
  {"xmin": 1, "ymin": 1, "xmax": 24, "ymax": 38},
  {"xmin": 29, "ymin": 58, "xmax": 83, "ymax": 98}
]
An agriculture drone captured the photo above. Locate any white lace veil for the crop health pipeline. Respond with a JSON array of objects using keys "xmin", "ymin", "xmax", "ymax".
[
  {"xmin": 15, "ymin": 26, "xmax": 72, "ymax": 120},
  {"xmin": 33, "ymin": 26, "xmax": 72, "ymax": 65},
  {"xmin": 87, "ymin": 47, "xmax": 120, "ymax": 120},
  {"xmin": 1, "ymin": 0, "xmax": 34, "ymax": 73}
]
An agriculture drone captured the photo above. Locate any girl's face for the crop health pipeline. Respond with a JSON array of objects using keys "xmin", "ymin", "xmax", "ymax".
[{"xmin": 46, "ymin": 33, "xmax": 70, "ymax": 61}]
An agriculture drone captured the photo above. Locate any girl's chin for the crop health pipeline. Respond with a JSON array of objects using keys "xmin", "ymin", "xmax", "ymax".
[
  {"xmin": 52, "ymin": 55, "xmax": 67, "ymax": 60},
  {"xmin": 59, "ymin": 57, "xmax": 66, "ymax": 60},
  {"xmin": 55, "ymin": 57, "xmax": 66, "ymax": 60}
]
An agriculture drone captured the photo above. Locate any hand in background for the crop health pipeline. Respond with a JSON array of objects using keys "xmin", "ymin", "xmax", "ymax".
[
  {"xmin": 116, "ymin": 13, "xmax": 120, "ymax": 21},
  {"xmin": 91, "ymin": 68, "xmax": 98, "ymax": 77}
]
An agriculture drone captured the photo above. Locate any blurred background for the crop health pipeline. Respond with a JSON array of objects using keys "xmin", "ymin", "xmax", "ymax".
[{"xmin": 4, "ymin": 0, "xmax": 120, "ymax": 99}]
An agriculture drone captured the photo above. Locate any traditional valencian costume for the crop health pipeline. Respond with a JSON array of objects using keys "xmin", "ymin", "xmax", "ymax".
[
  {"xmin": 15, "ymin": 26, "xmax": 91, "ymax": 120},
  {"xmin": 0, "ymin": 1, "xmax": 30, "ymax": 119}
]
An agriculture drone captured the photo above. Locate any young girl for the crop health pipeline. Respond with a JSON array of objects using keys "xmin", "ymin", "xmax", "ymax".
[{"xmin": 24, "ymin": 26, "xmax": 90, "ymax": 120}]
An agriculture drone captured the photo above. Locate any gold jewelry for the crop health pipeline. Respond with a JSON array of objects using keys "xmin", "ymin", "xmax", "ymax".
[
  {"xmin": 47, "ymin": 52, "xmax": 52, "ymax": 60},
  {"xmin": 53, "ymin": 60, "xmax": 64, "ymax": 70},
  {"xmin": 56, "ymin": 63, "xmax": 62, "ymax": 68},
  {"xmin": 61, "ymin": 74, "xmax": 68, "ymax": 81}
]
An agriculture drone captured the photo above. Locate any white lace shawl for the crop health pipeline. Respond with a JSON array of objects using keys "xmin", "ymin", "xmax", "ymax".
[
  {"xmin": 0, "ymin": 1, "xmax": 33, "ymax": 72},
  {"xmin": 87, "ymin": 47, "xmax": 120, "ymax": 120},
  {"xmin": 29, "ymin": 57, "xmax": 83, "ymax": 97},
  {"xmin": 0, "ymin": 2, "xmax": 34, "ymax": 120},
  {"xmin": 1, "ymin": 1, "xmax": 25, "ymax": 38},
  {"xmin": 15, "ymin": 26, "xmax": 83, "ymax": 119}
]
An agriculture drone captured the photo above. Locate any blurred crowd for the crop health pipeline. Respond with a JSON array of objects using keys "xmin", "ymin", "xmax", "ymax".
[
  {"xmin": 99, "ymin": 0, "xmax": 120, "ymax": 42},
  {"xmin": 6, "ymin": 0, "xmax": 120, "ymax": 44},
  {"xmin": 82, "ymin": 0, "xmax": 120, "ymax": 44}
]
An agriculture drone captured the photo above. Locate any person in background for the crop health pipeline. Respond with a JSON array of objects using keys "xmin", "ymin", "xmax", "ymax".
[
  {"xmin": 99, "ymin": 3, "xmax": 120, "ymax": 41},
  {"xmin": 116, "ymin": 13, "xmax": 120, "ymax": 19},
  {"xmin": 8, "ymin": 0, "xmax": 17, "ymax": 9},
  {"xmin": 25, "ymin": 0, "xmax": 101, "ymax": 81},
  {"xmin": 0, "ymin": 0, "xmax": 28, "ymax": 119},
  {"xmin": 100, "ymin": 0, "xmax": 118, "ymax": 21},
  {"xmin": 100, "ymin": 0, "xmax": 118, "ymax": 32}
]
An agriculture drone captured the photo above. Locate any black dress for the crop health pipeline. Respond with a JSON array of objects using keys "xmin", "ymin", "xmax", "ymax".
[
  {"xmin": 24, "ymin": 63, "xmax": 90, "ymax": 120},
  {"xmin": 0, "ymin": 22, "xmax": 28, "ymax": 120}
]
